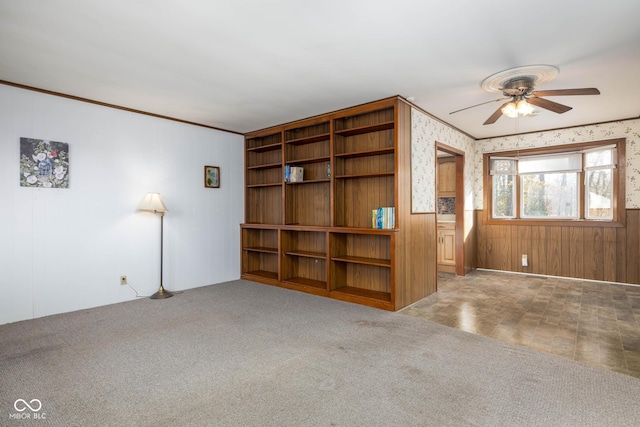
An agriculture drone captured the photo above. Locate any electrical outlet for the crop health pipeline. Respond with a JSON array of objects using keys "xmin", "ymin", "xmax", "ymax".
[
  {"xmin": 120, "ymin": 275, "xmax": 127, "ymax": 285},
  {"xmin": 521, "ymin": 255, "xmax": 528, "ymax": 267}
]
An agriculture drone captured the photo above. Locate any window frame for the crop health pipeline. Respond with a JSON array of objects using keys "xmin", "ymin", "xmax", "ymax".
[{"xmin": 483, "ymin": 138, "xmax": 625, "ymax": 227}]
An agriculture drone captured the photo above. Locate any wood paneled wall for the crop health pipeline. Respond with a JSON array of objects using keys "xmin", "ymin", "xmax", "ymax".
[
  {"xmin": 396, "ymin": 101, "xmax": 437, "ymax": 308},
  {"xmin": 476, "ymin": 209, "xmax": 640, "ymax": 284},
  {"xmin": 464, "ymin": 209, "xmax": 477, "ymax": 273}
]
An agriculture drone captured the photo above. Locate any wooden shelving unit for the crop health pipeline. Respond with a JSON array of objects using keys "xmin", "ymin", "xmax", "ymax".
[
  {"xmin": 281, "ymin": 229, "xmax": 328, "ymax": 293},
  {"xmin": 245, "ymin": 132, "xmax": 283, "ymax": 225},
  {"xmin": 241, "ymin": 97, "xmax": 436, "ymax": 311},
  {"xmin": 241, "ymin": 226, "xmax": 279, "ymax": 282},
  {"xmin": 328, "ymin": 230, "xmax": 392, "ymax": 305},
  {"xmin": 333, "ymin": 121, "xmax": 394, "ymax": 137},
  {"xmin": 284, "ymin": 121, "xmax": 331, "ymax": 227}
]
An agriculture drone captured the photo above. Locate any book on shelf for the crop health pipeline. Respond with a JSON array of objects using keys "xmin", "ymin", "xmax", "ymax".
[
  {"xmin": 290, "ymin": 166, "xmax": 304, "ymax": 182},
  {"xmin": 372, "ymin": 207, "xmax": 395, "ymax": 229},
  {"xmin": 284, "ymin": 165, "xmax": 304, "ymax": 183}
]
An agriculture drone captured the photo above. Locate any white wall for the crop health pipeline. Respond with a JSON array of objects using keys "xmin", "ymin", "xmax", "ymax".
[{"xmin": 0, "ymin": 85, "xmax": 244, "ymax": 325}]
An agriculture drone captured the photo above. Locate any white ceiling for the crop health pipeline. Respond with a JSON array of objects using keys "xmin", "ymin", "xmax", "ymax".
[{"xmin": 1, "ymin": 0, "xmax": 639, "ymax": 139}]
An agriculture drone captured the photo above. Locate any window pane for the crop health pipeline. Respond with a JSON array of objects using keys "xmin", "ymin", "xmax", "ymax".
[
  {"xmin": 521, "ymin": 173, "xmax": 578, "ymax": 218},
  {"xmin": 490, "ymin": 159, "xmax": 516, "ymax": 175},
  {"xmin": 492, "ymin": 175, "xmax": 515, "ymax": 218},
  {"xmin": 585, "ymin": 148, "xmax": 615, "ymax": 169},
  {"xmin": 586, "ymin": 169, "xmax": 613, "ymax": 219}
]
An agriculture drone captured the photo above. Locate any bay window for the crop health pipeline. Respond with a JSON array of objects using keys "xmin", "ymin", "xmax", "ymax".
[{"xmin": 485, "ymin": 139, "xmax": 624, "ymax": 224}]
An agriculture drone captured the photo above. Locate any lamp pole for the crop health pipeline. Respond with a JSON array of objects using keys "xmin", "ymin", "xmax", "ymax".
[
  {"xmin": 150, "ymin": 210, "xmax": 173, "ymax": 299},
  {"xmin": 138, "ymin": 192, "xmax": 174, "ymax": 299}
]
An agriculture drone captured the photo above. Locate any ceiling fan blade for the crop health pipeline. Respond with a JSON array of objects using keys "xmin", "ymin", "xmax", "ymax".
[
  {"xmin": 527, "ymin": 97, "xmax": 572, "ymax": 114},
  {"xmin": 450, "ymin": 97, "xmax": 509, "ymax": 115},
  {"xmin": 531, "ymin": 88, "xmax": 600, "ymax": 97},
  {"xmin": 483, "ymin": 102, "xmax": 511, "ymax": 125}
]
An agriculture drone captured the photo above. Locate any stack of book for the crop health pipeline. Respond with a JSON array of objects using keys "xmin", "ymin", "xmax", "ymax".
[
  {"xmin": 372, "ymin": 207, "xmax": 395, "ymax": 229},
  {"xmin": 284, "ymin": 166, "xmax": 304, "ymax": 183}
]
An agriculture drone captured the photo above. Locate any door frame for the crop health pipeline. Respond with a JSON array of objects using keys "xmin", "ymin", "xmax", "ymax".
[{"xmin": 435, "ymin": 142, "xmax": 465, "ymax": 276}]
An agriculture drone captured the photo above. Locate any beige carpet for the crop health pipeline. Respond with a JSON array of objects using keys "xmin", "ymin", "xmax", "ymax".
[{"xmin": 1, "ymin": 280, "xmax": 640, "ymax": 426}]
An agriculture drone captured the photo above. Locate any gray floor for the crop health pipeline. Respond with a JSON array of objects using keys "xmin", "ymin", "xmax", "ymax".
[
  {"xmin": 3, "ymin": 279, "xmax": 640, "ymax": 426},
  {"xmin": 401, "ymin": 270, "xmax": 640, "ymax": 379}
]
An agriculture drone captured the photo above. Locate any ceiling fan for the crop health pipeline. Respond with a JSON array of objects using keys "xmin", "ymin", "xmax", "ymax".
[{"xmin": 450, "ymin": 65, "xmax": 600, "ymax": 125}]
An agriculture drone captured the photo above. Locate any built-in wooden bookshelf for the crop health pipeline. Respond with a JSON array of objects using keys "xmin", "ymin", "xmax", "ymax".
[
  {"xmin": 241, "ymin": 97, "xmax": 435, "ymax": 311},
  {"xmin": 329, "ymin": 230, "xmax": 392, "ymax": 303},
  {"xmin": 281, "ymin": 229, "xmax": 327, "ymax": 292},
  {"xmin": 333, "ymin": 107, "xmax": 395, "ymax": 229},
  {"xmin": 284, "ymin": 121, "xmax": 331, "ymax": 227},
  {"xmin": 245, "ymin": 132, "xmax": 283, "ymax": 225},
  {"xmin": 241, "ymin": 226, "xmax": 279, "ymax": 281}
]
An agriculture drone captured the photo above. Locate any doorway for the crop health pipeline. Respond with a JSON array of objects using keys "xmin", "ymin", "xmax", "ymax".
[{"xmin": 435, "ymin": 143, "xmax": 465, "ymax": 276}]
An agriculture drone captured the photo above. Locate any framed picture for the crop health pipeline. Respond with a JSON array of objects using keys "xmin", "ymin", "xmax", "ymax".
[
  {"xmin": 20, "ymin": 137, "xmax": 70, "ymax": 189},
  {"xmin": 204, "ymin": 166, "xmax": 220, "ymax": 188}
]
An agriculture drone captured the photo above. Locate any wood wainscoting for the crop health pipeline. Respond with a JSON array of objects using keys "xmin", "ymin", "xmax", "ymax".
[{"xmin": 476, "ymin": 209, "xmax": 640, "ymax": 284}]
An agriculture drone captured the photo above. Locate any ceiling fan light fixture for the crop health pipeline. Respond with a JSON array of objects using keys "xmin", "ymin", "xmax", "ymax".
[
  {"xmin": 501, "ymin": 102, "xmax": 519, "ymax": 118},
  {"xmin": 455, "ymin": 65, "xmax": 599, "ymax": 125},
  {"xmin": 516, "ymin": 99, "xmax": 534, "ymax": 116},
  {"xmin": 501, "ymin": 98, "xmax": 534, "ymax": 118}
]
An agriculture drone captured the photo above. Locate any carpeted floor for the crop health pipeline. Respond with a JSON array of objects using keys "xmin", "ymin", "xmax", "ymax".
[{"xmin": 2, "ymin": 280, "xmax": 640, "ymax": 426}]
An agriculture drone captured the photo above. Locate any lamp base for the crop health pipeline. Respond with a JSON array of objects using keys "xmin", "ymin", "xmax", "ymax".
[{"xmin": 150, "ymin": 285, "xmax": 174, "ymax": 299}]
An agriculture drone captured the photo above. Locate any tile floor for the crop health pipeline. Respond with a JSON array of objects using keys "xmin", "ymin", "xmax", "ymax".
[{"xmin": 401, "ymin": 270, "xmax": 640, "ymax": 379}]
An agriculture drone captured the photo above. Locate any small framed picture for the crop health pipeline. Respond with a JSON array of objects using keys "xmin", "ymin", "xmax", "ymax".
[{"xmin": 204, "ymin": 166, "xmax": 220, "ymax": 188}]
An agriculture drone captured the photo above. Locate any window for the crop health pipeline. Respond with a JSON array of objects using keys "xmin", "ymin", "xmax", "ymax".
[
  {"xmin": 518, "ymin": 152, "xmax": 582, "ymax": 219},
  {"xmin": 490, "ymin": 159, "xmax": 515, "ymax": 218},
  {"xmin": 485, "ymin": 140, "xmax": 624, "ymax": 224},
  {"xmin": 584, "ymin": 147, "xmax": 616, "ymax": 220},
  {"xmin": 521, "ymin": 172, "xmax": 578, "ymax": 219}
]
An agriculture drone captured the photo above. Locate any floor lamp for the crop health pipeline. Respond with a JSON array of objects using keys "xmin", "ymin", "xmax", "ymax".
[{"xmin": 138, "ymin": 192, "xmax": 174, "ymax": 299}]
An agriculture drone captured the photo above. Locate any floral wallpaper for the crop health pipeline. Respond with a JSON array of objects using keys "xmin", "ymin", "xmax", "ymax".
[
  {"xmin": 411, "ymin": 109, "xmax": 640, "ymax": 212},
  {"xmin": 474, "ymin": 119, "xmax": 640, "ymax": 209},
  {"xmin": 411, "ymin": 108, "xmax": 475, "ymax": 213}
]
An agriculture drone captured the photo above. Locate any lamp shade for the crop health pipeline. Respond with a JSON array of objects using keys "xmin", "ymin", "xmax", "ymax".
[{"xmin": 138, "ymin": 192, "xmax": 168, "ymax": 213}]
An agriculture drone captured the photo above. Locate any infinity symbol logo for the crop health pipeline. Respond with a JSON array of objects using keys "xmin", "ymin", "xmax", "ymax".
[{"xmin": 14, "ymin": 399, "xmax": 42, "ymax": 412}]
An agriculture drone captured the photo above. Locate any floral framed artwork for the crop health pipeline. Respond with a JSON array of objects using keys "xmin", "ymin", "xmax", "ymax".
[
  {"xmin": 204, "ymin": 166, "xmax": 220, "ymax": 188},
  {"xmin": 20, "ymin": 138, "xmax": 69, "ymax": 188}
]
